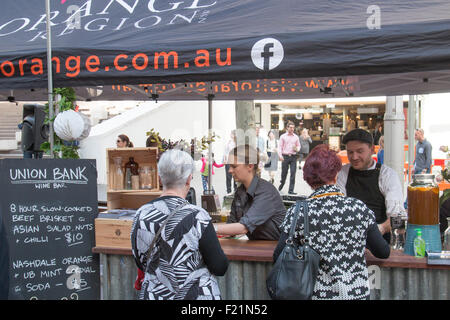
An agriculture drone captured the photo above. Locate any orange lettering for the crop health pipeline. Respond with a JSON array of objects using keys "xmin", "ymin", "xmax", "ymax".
[
  {"xmin": 241, "ymin": 82, "xmax": 252, "ymax": 90},
  {"xmin": 86, "ymin": 55, "xmax": 100, "ymax": 72},
  {"xmin": 194, "ymin": 49, "xmax": 210, "ymax": 67},
  {"xmin": 30, "ymin": 58, "xmax": 43, "ymax": 75},
  {"xmin": 0, "ymin": 60, "xmax": 14, "ymax": 77},
  {"xmin": 196, "ymin": 82, "xmax": 206, "ymax": 92},
  {"xmin": 52, "ymin": 57, "xmax": 61, "ymax": 73},
  {"xmin": 114, "ymin": 54, "xmax": 128, "ymax": 71},
  {"xmin": 65, "ymin": 56, "xmax": 81, "ymax": 77},
  {"xmin": 220, "ymin": 83, "xmax": 230, "ymax": 93},
  {"xmin": 305, "ymin": 80, "xmax": 318, "ymax": 88},
  {"xmin": 154, "ymin": 51, "xmax": 178, "ymax": 69},
  {"xmin": 18, "ymin": 59, "xmax": 27, "ymax": 76},
  {"xmin": 216, "ymin": 48, "xmax": 231, "ymax": 66},
  {"xmin": 132, "ymin": 53, "xmax": 148, "ymax": 71}
]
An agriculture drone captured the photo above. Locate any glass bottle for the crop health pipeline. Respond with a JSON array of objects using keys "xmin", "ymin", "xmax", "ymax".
[
  {"xmin": 444, "ymin": 217, "xmax": 450, "ymax": 251},
  {"xmin": 407, "ymin": 174, "xmax": 439, "ymax": 225},
  {"xmin": 124, "ymin": 157, "xmax": 139, "ymax": 189},
  {"xmin": 112, "ymin": 157, "xmax": 124, "ymax": 190},
  {"xmin": 139, "ymin": 166, "xmax": 153, "ymax": 190}
]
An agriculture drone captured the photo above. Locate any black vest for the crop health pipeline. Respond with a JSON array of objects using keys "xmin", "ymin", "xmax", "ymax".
[{"xmin": 346, "ymin": 162, "xmax": 387, "ymax": 224}]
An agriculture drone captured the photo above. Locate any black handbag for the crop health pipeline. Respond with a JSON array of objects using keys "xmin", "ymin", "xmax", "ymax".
[{"xmin": 266, "ymin": 200, "xmax": 321, "ymax": 300}]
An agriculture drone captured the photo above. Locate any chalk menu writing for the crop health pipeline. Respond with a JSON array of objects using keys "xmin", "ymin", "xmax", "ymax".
[{"xmin": 0, "ymin": 159, "xmax": 100, "ymax": 300}]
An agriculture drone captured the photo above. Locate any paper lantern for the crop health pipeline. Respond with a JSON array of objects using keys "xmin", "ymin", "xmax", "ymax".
[{"xmin": 54, "ymin": 110, "xmax": 91, "ymax": 141}]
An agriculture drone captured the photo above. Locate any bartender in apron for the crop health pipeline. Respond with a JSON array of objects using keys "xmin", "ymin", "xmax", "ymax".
[{"xmin": 337, "ymin": 129, "xmax": 405, "ymax": 244}]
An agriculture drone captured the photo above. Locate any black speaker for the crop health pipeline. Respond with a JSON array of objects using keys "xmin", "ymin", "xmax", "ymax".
[{"xmin": 21, "ymin": 104, "xmax": 48, "ymax": 152}]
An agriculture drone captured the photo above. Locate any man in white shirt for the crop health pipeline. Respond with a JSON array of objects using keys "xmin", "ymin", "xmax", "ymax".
[{"xmin": 336, "ymin": 129, "xmax": 405, "ymax": 244}]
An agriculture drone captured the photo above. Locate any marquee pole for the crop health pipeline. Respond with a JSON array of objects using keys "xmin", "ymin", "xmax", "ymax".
[
  {"xmin": 45, "ymin": 0, "xmax": 54, "ymax": 157},
  {"xmin": 207, "ymin": 94, "xmax": 214, "ymax": 194}
]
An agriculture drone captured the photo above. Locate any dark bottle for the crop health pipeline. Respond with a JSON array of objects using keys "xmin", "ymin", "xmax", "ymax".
[{"xmin": 125, "ymin": 157, "xmax": 139, "ymax": 189}]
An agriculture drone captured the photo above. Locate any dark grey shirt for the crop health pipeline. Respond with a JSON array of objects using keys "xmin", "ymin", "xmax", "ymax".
[
  {"xmin": 228, "ymin": 176, "xmax": 286, "ymax": 240},
  {"xmin": 415, "ymin": 139, "xmax": 432, "ymax": 171}
]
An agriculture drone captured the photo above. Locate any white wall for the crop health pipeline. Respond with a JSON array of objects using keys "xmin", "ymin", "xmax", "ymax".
[
  {"xmin": 79, "ymin": 100, "xmax": 236, "ymax": 186},
  {"xmin": 421, "ymin": 93, "xmax": 450, "ymax": 160}
]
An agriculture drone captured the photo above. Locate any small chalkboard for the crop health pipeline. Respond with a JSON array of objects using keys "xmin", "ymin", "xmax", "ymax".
[{"xmin": 0, "ymin": 159, "xmax": 100, "ymax": 300}]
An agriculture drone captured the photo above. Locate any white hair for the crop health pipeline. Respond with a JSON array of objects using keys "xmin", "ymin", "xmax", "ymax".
[{"xmin": 158, "ymin": 149, "xmax": 194, "ymax": 189}]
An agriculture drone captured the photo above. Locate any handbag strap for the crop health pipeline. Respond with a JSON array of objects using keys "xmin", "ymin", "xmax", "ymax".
[
  {"xmin": 301, "ymin": 201, "xmax": 310, "ymax": 241},
  {"xmin": 286, "ymin": 200, "xmax": 310, "ymax": 245},
  {"xmin": 144, "ymin": 200, "xmax": 187, "ymax": 269},
  {"xmin": 286, "ymin": 201, "xmax": 301, "ymax": 244}
]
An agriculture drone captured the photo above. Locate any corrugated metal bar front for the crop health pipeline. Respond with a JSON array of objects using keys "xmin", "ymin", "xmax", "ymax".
[
  {"xmin": 100, "ymin": 254, "xmax": 137, "ymax": 300},
  {"xmin": 217, "ymin": 261, "xmax": 272, "ymax": 300},
  {"xmin": 98, "ymin": 253, "xmax": 450, "ymax": 300},
  {"xmin": 370, "ymin": 267, "xmax": 450, "ymax": 300}
]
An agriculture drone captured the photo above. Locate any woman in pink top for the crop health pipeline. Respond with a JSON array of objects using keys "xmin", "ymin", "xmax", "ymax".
[{"xmin": 200, "ymin": 153, "xmax": 224, "ymax": 193}]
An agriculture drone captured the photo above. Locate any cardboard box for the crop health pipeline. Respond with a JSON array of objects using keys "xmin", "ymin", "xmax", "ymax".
[{"xmin": 95, "ymin": 218, "xmax": 133, "ymax": 249}]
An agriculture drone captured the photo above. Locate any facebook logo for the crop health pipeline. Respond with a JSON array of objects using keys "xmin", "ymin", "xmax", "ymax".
[{"xmin": 251, "ymin": 38, "xmax": 284, "ymax": 71}]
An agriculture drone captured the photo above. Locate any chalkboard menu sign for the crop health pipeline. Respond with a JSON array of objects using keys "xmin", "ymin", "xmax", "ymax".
[{"xmin": 0, "ymin": 159, "xmax": 100, "ymax": 300}]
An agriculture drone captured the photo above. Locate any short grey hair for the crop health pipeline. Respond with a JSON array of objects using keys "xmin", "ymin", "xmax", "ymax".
[{"xmin": 158, "ymin": 149, "xmax": 194, "ymax": 189}]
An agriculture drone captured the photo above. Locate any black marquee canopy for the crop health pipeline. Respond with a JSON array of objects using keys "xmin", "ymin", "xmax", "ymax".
[{"xmin": 1, "ymin": 0, "xmax": 450, "ymax": 100}]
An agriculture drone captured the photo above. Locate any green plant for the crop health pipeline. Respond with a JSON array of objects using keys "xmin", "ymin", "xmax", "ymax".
[
  {"xmin": 145, "ymin": 128, "xmax": 219, "ymax": 158},
  {"xmin": 146, "ymin": 129, "xmax": 164, "ymax": 153},
  {"xmin": 40, "ymin": 87, "xmax": 80, "ymax": 159}
]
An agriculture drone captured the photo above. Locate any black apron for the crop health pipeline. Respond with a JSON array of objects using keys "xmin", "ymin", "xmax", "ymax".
[{"xmin": 346, "ymin": 162, "xmax": 390, "ymax": 244}]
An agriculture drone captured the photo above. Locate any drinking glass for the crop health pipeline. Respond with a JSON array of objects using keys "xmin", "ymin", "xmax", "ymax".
[{"xmin": 390, "ymin": 201, "xmax": 407, "ymax": 250}]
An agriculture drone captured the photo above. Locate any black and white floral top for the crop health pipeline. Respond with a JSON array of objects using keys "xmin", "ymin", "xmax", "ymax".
[
  {"xmin": 279, "ymin": 185, "xmax": 377, "ymax": 300},
  {"xmin": 131, "ymin": 196, "xmax": 224, "ymax": 300}
]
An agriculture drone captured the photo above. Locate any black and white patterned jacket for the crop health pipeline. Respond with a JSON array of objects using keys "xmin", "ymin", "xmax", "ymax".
[{"xmin": 279, "ymin": 185, "xmax": 377, "ymax": 300}]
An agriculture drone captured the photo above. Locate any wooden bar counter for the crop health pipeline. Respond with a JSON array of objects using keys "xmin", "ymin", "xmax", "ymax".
[{"xmin": 93, "ymin": 239, "xmax": 449, "ymax": 300}]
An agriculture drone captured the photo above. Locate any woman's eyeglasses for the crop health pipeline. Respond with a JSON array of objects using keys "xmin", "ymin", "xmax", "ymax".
[{"xmin": 116, "ymin": 140, "xmax": 122, "ymax": 143}]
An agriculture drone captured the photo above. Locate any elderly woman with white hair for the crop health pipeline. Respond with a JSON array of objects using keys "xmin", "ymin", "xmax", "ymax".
[{"xmin": 131, "ymin": 149, "xmax": 229, "ymax": 300}]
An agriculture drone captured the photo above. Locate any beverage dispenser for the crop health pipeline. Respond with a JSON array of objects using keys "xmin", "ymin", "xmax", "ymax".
[{"xmin": 404, "ymin": 174, "xmax": 442, "ymax": 255}]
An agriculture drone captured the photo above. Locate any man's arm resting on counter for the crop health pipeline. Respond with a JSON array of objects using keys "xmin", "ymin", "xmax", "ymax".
[{"xmin": 214, "ymin": 222, "xmax": 248, "ymax": 236}]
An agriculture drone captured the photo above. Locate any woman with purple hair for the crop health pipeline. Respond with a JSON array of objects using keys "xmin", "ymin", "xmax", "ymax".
[{"xmin": 273, "ymin": 144, "xmax": 390, "ymax": 300}]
